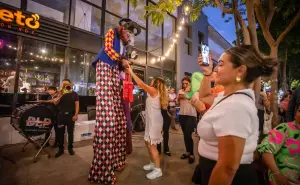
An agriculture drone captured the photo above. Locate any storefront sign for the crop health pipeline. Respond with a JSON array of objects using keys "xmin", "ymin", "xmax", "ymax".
[{"xmin": 0, "ymin": 9, "xmax": 40, "ymax": 35}]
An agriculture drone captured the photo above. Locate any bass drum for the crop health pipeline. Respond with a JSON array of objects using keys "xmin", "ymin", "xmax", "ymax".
[{"xmin": 11, "ymin": 104, "xmax": 55, "ymax": 136}]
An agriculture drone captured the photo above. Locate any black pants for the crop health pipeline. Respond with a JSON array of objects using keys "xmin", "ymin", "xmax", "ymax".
[
  {"xmin": 198, "ymin": 156, "xmax": 259, "ymax": 185},
  {"xmin": 179, "ymin": 115, "xmax": 196, "ymax": 155},
  {"xmin": 257, "ymin": 109, "xmax": 264, "ymax": 132},
  {"xmin": 56, "ymin": 113, "xmax": 75, "ymax": 150},
  {"xmin": 157, "ymin": 109, "xmax": 171, "ymax": 153},
  {"xmin": 44, "ymin": 123, "xmax": 58, "ymax": 144}
]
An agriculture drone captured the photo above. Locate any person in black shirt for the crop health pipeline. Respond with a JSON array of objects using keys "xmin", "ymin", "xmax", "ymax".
[
  {"xmin": 43, "ymin": 86, "xmax": 59, "ymax": 147},
  {"xmin": 51, "ymin": 79, "xmax": 79, "ymax": 158}
]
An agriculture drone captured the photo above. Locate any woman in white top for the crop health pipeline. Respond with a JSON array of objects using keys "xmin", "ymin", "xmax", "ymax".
[
  {"xmin": 126, "ymin": 66, "xmax": 168, "ymax": 180},
  {"xmin": 196, "ymin": 45, "xmax": 277, "ymax": 185}
]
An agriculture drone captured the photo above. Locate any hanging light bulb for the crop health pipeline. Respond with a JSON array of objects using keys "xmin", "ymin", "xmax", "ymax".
[
  {"xmin": 161, "ymin": 56, "xmax": 166, "ymax": 61},
  {"xmin": 178, "ymin": 26, "xmax": 183, "ymax": 31},
  {"xmin": 173, "ymin": 39, "xmax": 177, "ymax": 43},
  {"xmin": 151, "ymin": 58, "xmax": 156, "ymax": 63},
  {"xmin": 175, "ymin": 33, "xmax": 179, "ymax": 38},
  {"xmin": 183, "ymin": 1, "xmax": 192, "ymax": 15},
  {"xmin": 181, "ymin": 18, "xmax": 185, "ymax": 25}
]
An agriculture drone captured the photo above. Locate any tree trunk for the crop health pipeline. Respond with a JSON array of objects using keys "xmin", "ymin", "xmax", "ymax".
[
  {"xmin": 270, "ymin": 46, "xmax": 279, "ymax": 128},
  {"xmin": 233, "ymin": 0, "xmax": 240, "ymax": 46},
  {"xmin": 282, "ymin": 48, "xmax": 288, "ymax": 92}
]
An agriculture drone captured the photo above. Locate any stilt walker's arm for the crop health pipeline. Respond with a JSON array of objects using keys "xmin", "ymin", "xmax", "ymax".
[{"xmin": 104, "ymin": 29, "xmax": 121, "ymax": 61}]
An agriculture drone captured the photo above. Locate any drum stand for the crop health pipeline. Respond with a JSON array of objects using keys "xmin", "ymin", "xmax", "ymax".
[{"xmin": 20, "ymin": 132, "xmax": 52, "ymax": 163}]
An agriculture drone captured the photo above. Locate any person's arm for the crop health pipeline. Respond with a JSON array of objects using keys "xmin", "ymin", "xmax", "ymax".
[
  {"xmin": 104, "ymin": 29, "xmax": 121, "ymax": 61},
  {"xmin": 127, "ymin": 68, "xmax": 157, "ymax": 97},
  {"xmin": 198, "ymin": 55, "xmax": 214, "ymax": 106},
  {"xmin": 191, "ymin": 92, "xmax": 207, "ymax": 113},
  {"xmin": 72, "ymin": 93, "xmax": 80, "ymax": 121},
  {"xmin": 208, "ymin": 136, "xmax": 246, "ymax": 185},
  {"xmin": 286, "ymin": 88, "xmax": 299, "ymax": 122}
]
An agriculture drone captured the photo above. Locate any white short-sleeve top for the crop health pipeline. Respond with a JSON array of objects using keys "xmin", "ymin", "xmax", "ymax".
[{"xmin": 197, "ymin": 89, "xmax": 259, "ymax": 164}]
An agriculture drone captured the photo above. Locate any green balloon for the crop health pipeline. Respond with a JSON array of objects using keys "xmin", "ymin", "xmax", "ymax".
[{"xmin": 186, "ymin": 72, "xmax": 204, "ymax": 99}]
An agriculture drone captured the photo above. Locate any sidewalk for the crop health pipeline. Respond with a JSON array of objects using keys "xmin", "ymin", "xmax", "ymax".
[{"xmin": 0, "ymin": 130, "xmax": 199, "ymax": 185}]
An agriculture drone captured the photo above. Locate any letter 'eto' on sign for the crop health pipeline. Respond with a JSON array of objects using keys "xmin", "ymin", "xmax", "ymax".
[
  {"xmin": 14, "ymin": 11, "xmax": 25, "ymax": 26},
  {"xmin": 0, "ymin": 9, "xmax": 14, "ymax": 22}
]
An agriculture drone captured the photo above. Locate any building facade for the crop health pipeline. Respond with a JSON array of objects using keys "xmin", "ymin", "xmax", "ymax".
[{"xmin": 0, "ymin": 0, "xmax": 179, "ymax": 116}]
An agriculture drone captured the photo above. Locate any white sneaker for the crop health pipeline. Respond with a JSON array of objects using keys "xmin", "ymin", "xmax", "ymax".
[
  {"xmin": 146, "ymin": 168, "xmax": 162, "ymax": 180},
  {"xmin": 143, "ymin": 163, "xmax": 155, "ymax": 171}
]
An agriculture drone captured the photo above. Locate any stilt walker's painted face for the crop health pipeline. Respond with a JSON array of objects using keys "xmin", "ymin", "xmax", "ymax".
[{"xmin": 117, "ymin": 26, "xmax": 131, "ymax": 46}]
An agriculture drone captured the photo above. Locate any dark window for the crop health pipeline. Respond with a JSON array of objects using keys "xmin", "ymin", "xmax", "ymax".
[
  {"xmin": 184, "ymin": 41, "xmax": 192, "ymax": 56},
  {"xmin": 184, "ymin": 25, "xmax": 192, "ymax": 39},
  {"xmin": 198, "ymin": 32, "xmax": 204, "ymax": 44}
]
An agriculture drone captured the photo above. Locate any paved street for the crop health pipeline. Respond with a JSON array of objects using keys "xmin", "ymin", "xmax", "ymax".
[{"xmin": 0, "ymin": 129, "xmax": 199, "ymax": 185}]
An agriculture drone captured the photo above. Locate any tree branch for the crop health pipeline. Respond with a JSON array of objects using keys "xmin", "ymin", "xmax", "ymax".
[
  {"xmin": 276, "ymin": 10, "xmax": 300, "ymax": 45},
  {"xmin": 214, "ymin": 0, "xmax": 233, "ymax": 14},
  {"xmin": 266, "ymin": 0, "xmax": 275, "ymax": 29},
  {"xmin": 254, "ymin": 0, "xmax": 275, "ymax": 46}
]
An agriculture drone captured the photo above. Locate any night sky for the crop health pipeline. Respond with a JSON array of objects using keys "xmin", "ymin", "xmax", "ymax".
[{"xmin": 203, "ymin": 7, "xmax": 236, "ymax": 44}]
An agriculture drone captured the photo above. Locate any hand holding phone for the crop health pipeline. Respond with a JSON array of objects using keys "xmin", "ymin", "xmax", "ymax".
[{"xmin": 201, "ymin": 44, "xmax": 210, "ymax": 66}]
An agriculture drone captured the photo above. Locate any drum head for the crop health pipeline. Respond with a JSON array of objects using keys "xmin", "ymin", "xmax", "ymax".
[{"xmin": 19, "ymin": 105, "xmax": 54, "ymax": 136}]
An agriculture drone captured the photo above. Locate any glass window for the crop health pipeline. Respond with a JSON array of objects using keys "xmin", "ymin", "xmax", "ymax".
[
  {"xmin": 20, "ymin": 38, "xmax": 66, "ymax": 94},
  {"xmin": 71, "ymin": 0, "xmax": 101, "ymax": 35},
  {"xmin": 163, "ymin": 15, "xmax": 176, "ymax": 61},
  {"xmin": 198, "ymin": 32, "xmax": 204, "ymax": 44},
  {"xmin": 68, "ymin": 49, "xmax": 96, "ymax": 96},
  {"xmin": 132, "ymin": 49, "xmax": 146, "ymax": 66},
  {"xmin": 148, "ymin": 2, "xmax": 162, "ymax": 56},
  {"xmin": 163, "ymin": 70, "xmax": 175, "ymax": 88},
  {"xmin": 104, "ymin": 13, "xmax": 120, "ymax": 34},
  {"xmin": 129, "ymin": 0, "xmax": 146, "ymax": 28},
  {"xmin": 134, "ymin": 28, "xmax": 146, "ymax": 50},
  {"xmin": 147, "ymin": 67, "xmax": 161, "ymax": 85},
  {"xmin": 163, "ymin": 59, "xmax": 175, "ymax": 72},
  {"xmin": 88, "ymin": 0, "xmax": 102, "ymax": 7},
  {"xmin": 27, "ymin": 0, "xmax": 70, "ymax": 23},
  {"xmin": 0, "ymin": 32, "xmax": 18, "ymax": 94},
  {"xmin": 147, "ymin": 53, "xmax": 161, "ymax": 68},
  {"xmin": 106, "ymin": 0, "xmax": 127, "ymax": 18},
  {"xmin": 0, "ymin": 0, "xmax": 21, "ymax": 8}
]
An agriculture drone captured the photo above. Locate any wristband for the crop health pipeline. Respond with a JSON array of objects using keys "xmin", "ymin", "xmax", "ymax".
[{"xmin": 203, "ymin": 72, "xmax": 213, "ymax": 76}]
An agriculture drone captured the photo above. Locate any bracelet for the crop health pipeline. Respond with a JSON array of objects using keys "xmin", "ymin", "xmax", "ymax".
[
  {"xmin": 203, "ymin": 72, "xmax": 213, "ymax": 76},
  {"xmin": 273, "ymin": 171, "xmax": 280, "ymax": 175}
]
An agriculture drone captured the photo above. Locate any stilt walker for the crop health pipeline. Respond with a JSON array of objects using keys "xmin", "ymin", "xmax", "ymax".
[{"xmin": 88, "ymin": 18, "xmax": 141, "ymax": 184}]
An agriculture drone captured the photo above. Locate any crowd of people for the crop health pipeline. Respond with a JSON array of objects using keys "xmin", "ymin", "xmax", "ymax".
[
  {"xmin": 125, "ymin": 44, "xmax": 300, "ymax": 185},
  {"xmin": 38, "ymin": 17, "xmax": 299, "ymax": 185}
]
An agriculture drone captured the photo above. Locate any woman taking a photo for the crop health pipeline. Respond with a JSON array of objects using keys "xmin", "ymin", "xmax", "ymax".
[
  {"xmin": 125, "ymin": 66, "xmax": 168, "ymax": 180},
  {"xmin": 196, "ymin": 45, "xmax": 277, "ymax": 185},
  {"xmin": 258, "ymin": 103, "xmax": 300, "ymax": 185},
  {"xmin": 177, "ymin": 76, "xmax": 197, "ymax": 164}
]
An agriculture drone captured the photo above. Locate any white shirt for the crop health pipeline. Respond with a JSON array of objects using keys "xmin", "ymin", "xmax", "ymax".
[
  {"xmin": 178, "ymin": 89, "xmax": 197, "ymax": 117},
  {"xmin": 197, "ymin": 89, "xmax": 259, "ymax": 164},
  {"xmin": 169, "ymin": 93, "xmax": 176, "ymax": 107}
]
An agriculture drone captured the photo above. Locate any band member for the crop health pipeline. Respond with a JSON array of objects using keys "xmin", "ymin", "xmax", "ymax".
[
  {"xmin": 51, "ymin": 79, "xmax": 79, "ymax": 158},
  {"xmin": 2, "ymin": 71, "xmax": 22, "ymax": 93},
  {"xmin": 43, "ymin": 86, "xmax": 59, "ymax": 147},
  {"xmin": 88, "ymin": 18, "xmax": 141, "ymax": 184}
]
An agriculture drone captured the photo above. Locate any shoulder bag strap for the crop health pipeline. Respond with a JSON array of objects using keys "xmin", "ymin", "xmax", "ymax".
[{"xmin": 211, "ymin": 92, "xmax": 254, "ymax": 110}]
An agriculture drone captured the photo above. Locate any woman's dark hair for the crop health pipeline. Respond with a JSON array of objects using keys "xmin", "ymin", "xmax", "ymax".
[
  {"xmin": 287, "ymin": 90, "xmax": 293, "ymax": 95},
  {"xmin": 225, "ymin": 45, "xmax": 278, "ymax": 83},
  {"xmin": 181, "ymin": 76, "xmax": 191, "ymax": 89}
]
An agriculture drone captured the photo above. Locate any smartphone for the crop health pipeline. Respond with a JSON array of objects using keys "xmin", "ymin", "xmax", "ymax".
[{"xmin": 201, "ymin": 44, "xmax": 210, "ymax": 66}]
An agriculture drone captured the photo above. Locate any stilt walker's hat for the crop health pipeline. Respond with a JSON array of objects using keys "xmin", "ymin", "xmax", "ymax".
[{"xmin": 119, "ymin": 18, "xmax": 141, "ymax": 36}]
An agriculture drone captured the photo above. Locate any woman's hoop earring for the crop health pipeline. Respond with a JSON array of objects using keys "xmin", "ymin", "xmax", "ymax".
[{"xmin": 236, "ymin": 77, "xmax": 241, "ymax": 82}]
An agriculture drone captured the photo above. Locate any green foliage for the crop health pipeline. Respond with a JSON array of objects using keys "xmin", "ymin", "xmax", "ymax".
[
  {"xmin": 125, "ymin": 0, "xmax": 138, "ymax": 9},
  {"xmin": 291, "ymin": 80, "xmax": 300, "ymax": 88}
]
